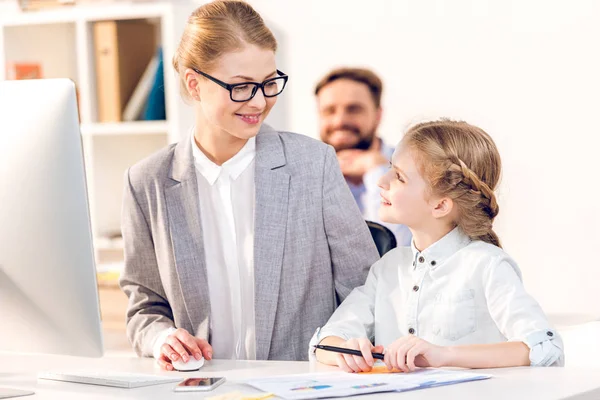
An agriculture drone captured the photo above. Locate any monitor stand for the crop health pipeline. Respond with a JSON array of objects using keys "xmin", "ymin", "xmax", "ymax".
[{"xmin": 0, "ymin": 388, "xmax": 35, "ymax": 399}]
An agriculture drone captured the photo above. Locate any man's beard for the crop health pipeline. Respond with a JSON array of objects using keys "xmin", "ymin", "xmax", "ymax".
[
  {"xmin": 353, "ymin": 136, "xmax": 374, "ymax": 151},
  {"xmin": 327, "ymin": 124, "xmax": 376, "ymax": 152}
]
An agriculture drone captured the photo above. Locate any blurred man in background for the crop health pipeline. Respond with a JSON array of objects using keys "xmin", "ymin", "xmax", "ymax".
[{"xmin": 315, "ymin": 67, "xmax": 411, "ymax": 246}]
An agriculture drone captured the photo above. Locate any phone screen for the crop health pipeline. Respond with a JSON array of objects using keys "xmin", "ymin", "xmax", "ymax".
[{"xmin": 178, "ymin": 377, "xmax": 223, "ymax": 387}]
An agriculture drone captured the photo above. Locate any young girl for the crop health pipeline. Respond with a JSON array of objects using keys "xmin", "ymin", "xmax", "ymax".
[
  {"xmin": 119, "ymin": 0, "xmax": 379, "ymax": 370},
  {"xmin": 311, "ymin": 120, "xmax": 564, "ymax": 372}
]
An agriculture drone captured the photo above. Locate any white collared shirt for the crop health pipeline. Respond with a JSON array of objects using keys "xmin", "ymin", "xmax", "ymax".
[
  {"xmin": 153, "ymin": 133, "xmax": 257, "ymax": 360},
  {"xmin": 310, "ymin": 227, "xmax": 564, "ymax": 366}
]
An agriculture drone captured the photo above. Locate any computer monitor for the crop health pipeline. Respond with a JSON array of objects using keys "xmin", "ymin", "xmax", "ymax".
[{"xmin": 0, "ymin": 79, "xmax": 104, "ymax": 360}]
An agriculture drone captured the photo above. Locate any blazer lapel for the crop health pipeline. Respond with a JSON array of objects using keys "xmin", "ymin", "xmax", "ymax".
[
  {"xmin": 165, "ymin": 137, "xmax": 211, "ymax": 340},
  {"xmin": 254, "ymin": 125, "xmax": 289, "ymax": 360}
]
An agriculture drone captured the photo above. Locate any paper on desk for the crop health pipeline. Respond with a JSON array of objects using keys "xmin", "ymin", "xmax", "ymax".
[
  {"xmin": 206, "ymin": 392, "xmax": 274, "ymax": 400},
  {"xmin": 244, "ymin": 368, "xmax": 491, "ymax": 400},
  {"xmin": 358, "ymin": 365, "xmax": 403, "ymax": 374},
  {"xmin": 245, "ymin": 372, "xmax": 415, "ymax": 399},
  {"xmin": 386, "ymin": 368, "xmax": 491, "ymax": 389}
]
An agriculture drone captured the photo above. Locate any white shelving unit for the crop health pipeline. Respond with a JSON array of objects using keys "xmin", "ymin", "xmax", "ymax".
[
  {"xmin": 80, "ymin": 120, "xmax": 170, "ymax": 136},
  {"xmin": 0, "ymin": 2, "xmax": 194, "ymax": 271}
]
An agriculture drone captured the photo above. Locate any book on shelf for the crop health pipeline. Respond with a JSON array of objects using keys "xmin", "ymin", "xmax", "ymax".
[
  {"xmin": 122, "ymin": 53, "xmax": 159, "ymax": 121},
  {"xmin": 6, "ymin": 62, "xmax": 42, "ymax": 80},
  {"xmin": 141, "ymin": 47, "xmax": 166, "ymax": 121},
  {"xmin": 123, "ymin": 47, "xmax": 166, "ymax": 122},
  {"xmin": 93, "ymin": 19, "xmax": 157, "ymax": 123}
]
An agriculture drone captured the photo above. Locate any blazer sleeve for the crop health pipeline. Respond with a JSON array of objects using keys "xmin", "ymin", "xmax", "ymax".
[
  {"xmin": 321, "ymin": 145, "xmax": 380, "ymax": 303},
  {"xmin": 119, "ymin": 168, "xmax": 175, "ymax": 357}
]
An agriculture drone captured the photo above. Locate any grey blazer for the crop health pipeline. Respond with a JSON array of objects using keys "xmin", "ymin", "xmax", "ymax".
[{"xmin": 119, "ymin": 124, "xmax": 380, "ymax": 361}]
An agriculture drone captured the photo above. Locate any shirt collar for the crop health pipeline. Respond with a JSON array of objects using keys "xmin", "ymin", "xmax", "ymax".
[
  {"xmin": 191, "ymin": 132, "xmax": 256, "ymax": 185},
  {"xmin": 379, "ymin": 138, "xmax": 395, "ymax": 160},
  {"xmin": 410, "ymin": 227, "xmax": 471, "ymax": 270}
]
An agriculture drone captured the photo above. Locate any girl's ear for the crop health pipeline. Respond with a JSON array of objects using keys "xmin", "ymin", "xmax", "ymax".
[
  {"xmin": 184, "ymin": 68, "xmax": 201, "ymax": 101},
  {"xmin": 431, "ymin": 196, "xmax": 454, "ymax": 219}
]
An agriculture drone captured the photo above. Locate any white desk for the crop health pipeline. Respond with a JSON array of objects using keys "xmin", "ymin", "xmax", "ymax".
[{"xmin": 1, "ymin": 353, "xmax": 600, "ymax": 399}]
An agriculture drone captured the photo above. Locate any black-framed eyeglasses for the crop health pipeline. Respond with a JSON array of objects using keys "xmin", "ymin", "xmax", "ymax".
[{"xmin": 192, "ymin": 68, "xmax": 288, "ymax": 102}]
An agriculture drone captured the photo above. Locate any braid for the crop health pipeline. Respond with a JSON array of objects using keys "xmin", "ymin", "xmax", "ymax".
[
  {"xmin": 449, "ymin": 157, "xmax": 499, "ymax": 220},
  {"xmin": 404, "ymin": 119, "xmax": 503, "ymax": 248}
]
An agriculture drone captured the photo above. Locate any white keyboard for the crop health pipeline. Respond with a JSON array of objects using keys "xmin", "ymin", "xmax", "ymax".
[
  {"xmin": 0, "ymin": 388, "xmax": 35, "ymax": 398},
  {"xmin": 37, "ymin": 371, "xmax": 181, "ymax": 389}
]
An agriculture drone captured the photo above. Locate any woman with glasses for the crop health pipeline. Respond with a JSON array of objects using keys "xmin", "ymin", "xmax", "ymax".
[{"xmin": 119, "ymin": 0, "xmax": 379, "ymax": 370}]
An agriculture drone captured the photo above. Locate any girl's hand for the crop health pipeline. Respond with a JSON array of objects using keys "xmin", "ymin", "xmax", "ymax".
[
  {"xmin": 384, "ymin": 336, "xmax": 449, "ymax": 372},
  {"xmin": 335, "ymin": 337, "xmax": 385, "ymax": 373},
  {"xmin": 157, "ymin": 328, "xmax": 213, "ymax": 371}
]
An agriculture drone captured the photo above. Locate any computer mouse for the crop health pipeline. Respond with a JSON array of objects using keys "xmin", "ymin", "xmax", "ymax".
[{"xmin": 172, "ymin": 356, "xmax": 205, "ymax": 372}]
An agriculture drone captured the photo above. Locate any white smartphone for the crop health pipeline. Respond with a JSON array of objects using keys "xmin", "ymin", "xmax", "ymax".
[{"xmin": 173, "ymin": 377, "xmax": 226, "ymax": 392}]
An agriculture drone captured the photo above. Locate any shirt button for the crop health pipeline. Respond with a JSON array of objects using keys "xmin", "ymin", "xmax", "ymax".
[
  {"xmin": 547, "ymin": 331, "xmax": 554, "ymax": 337},
  {"xmin": 412, "ymin": 285, "xmax": 419, "ymax": 292},
  {"xmin": 431, "ymin": 260, "xmax": 437, "ymax": 266},
  {"xmin": 418, "ymin": 256, "xmax": 425, "ymax": 263},
  {"xmin": 408, "ymin": 328, "xmax": 415, "ymax": 334}
]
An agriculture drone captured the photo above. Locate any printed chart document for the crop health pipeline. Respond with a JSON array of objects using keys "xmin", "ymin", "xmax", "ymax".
[{"xmin": 244, "ymin": 368, "xmax": 491, "ymax": 399}]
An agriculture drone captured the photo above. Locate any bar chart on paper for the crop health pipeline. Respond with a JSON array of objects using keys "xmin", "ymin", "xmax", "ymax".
[{"xmin": 244, "ymin": 368, "xmax": 491, "ymax": 399}]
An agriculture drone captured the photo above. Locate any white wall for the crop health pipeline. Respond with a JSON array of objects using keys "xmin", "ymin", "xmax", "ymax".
[
  {"xmin": 3, "ymin": 0, "xmax": 599, "ymax": 319},
  {"xmin": 85, "ymin": 0, "xmax": 600, "ymax": 320},
  {"xmin": 236, "ymin": 0, "xmax": 600, "ymax": 319}
]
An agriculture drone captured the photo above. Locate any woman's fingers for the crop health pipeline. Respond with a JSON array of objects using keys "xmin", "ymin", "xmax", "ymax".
[
  {"xmin": 158, "ymin": 328, "xmax": 212, "ymax": 367},
  {"xmin": 195, "ymin": 338, "xmax": 213, "ymax": 360},
  {"xmin": 166, "ymin": 335, "xmax": 190, "ymax": 362},
  {"xmin": 157, "ymin": 349, "xmax": 175, "ymax": 371},
  {"xmin": 174, "ymin": 330, "xmax": 202, "ymax": 360},
  {"xmin": 157, "ymin": 355, "xmax": 174, "ymax": 371},
  {"xmin": 160, "ymin": 343, "xmax": 179, "ymax": 362}
]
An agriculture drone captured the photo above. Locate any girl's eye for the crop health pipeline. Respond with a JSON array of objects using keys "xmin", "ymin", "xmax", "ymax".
[
  {"xmin": 233, "ymin": 85, "xmax": 249, "ymax": 92},
  {"xmin": 396, "ymin": 173, "xmax": 404, "ymax": 182}
]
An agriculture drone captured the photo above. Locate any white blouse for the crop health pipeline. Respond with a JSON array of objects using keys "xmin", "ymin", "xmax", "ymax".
[
  {"xmin": 153, "ymin": 134, "xmax": 257, "ymax": 360},
  {"xmin": 310, "ymin": 227, "xmax": 564, "ymax": 366}
]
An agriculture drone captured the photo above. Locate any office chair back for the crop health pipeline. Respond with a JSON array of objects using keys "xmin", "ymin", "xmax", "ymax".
[{"xmin": 366, "ymin": 220, "xmax": 397, "ymax": 257}]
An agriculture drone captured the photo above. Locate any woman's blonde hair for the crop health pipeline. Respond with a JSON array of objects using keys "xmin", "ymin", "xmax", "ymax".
[
  {"xmin": 402, "ymin": 120, "xmax": 502, "ymax": 247},
  {"xmin": 172, "ymin": 0, "xmax": 277, "ymax": 99}
]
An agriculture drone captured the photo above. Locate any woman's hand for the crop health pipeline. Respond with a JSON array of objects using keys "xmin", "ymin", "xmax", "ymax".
[
  {"xmin": 384, "ymin": 336, "xmax": 449, "ymax": 372},
  {"xmin": 157, "ymin": 328, "xmax": 213, "ymax": 371},
  {"xmin": 334, "ymin": 337, "xmax": 385, "ymax": 373}
]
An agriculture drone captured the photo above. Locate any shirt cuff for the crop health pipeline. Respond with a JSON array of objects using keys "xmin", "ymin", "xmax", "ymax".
[
  {"xmin": 152, "ymin": 327, "xmax": 177, "ymax": 361},
  {"xmin": 307, "ymin": 327, "xmax": 352, "ymax": 362},
  {"xmin": 523, "ymin": 329, "xmax": 565, "ymax": 367}
]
